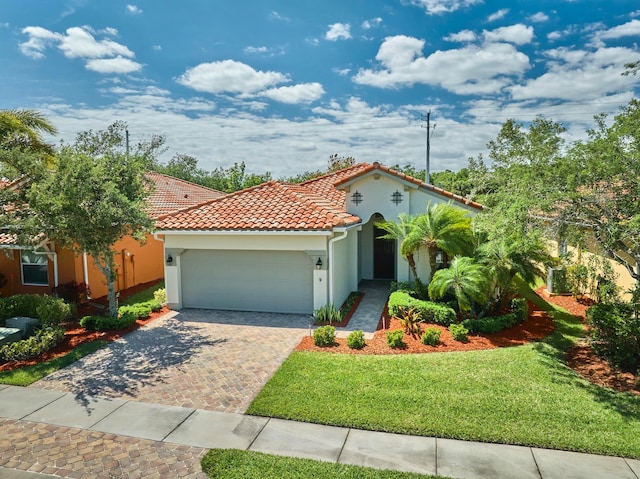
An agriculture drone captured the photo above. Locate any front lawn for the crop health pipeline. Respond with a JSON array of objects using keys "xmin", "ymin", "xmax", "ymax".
[
  {"xmin": 201, "ymin": 449, "xmax": 445, "ymax": 479},
  {"xmin": 247, "ymin": 285, "xmax": 640, "ymax": 458}
]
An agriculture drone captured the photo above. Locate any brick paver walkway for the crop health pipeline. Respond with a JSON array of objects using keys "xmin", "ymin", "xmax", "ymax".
[
  {"xmin": 31, "ymin": 310, "xmax": 309, "ymax": 413},
  {"xmin": 0, "ymin": 418, "xmax": 207, "ymax": 479}
]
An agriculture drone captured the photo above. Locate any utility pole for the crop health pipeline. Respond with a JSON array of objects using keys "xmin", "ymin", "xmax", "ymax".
[
  {"xmin": 125, "ymin": 128, "xmax": 130, "ymax": 157},
  {"xmin": 420, "ymin": 112, "xmax": 435, "ymax": 184}
]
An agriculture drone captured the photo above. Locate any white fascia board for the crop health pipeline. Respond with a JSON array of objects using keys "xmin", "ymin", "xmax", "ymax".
[{"xmin": 155, "ymin": 229, "xmax": 335, "ymax": 236}]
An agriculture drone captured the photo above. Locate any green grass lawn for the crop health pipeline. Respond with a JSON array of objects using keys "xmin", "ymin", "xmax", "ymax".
[
  {"xmin": 247, "ymin": 283, "xmax": 640, "ymax": 458},
  {"xmin": 0, "ymin": 340, "xmax": 107, "ymax": 386},
  {"xmin": 201, "ymin": 449, "xmax": 446, "ymax": 479},
  {"xmin": 120, "ymin": 280, "xmax": 165, "ymax": 305}
]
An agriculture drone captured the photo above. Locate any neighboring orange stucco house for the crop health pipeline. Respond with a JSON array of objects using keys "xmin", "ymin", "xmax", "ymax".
[{"xmin": 0, "ymin": 173, "xmax": 224, "ymax": 299}]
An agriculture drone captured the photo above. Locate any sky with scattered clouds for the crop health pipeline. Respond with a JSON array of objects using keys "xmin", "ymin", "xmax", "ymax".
[{"xmin": 2, "ymin": 0, "xmax": 639, "ymax": 177}]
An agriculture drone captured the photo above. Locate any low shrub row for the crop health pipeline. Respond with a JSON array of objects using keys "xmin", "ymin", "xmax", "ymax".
[
  {"xmin": 0, "ymin": 326, "xmax": 66, "ymax": 362},
  {"xmin": 388, "ymin": 291, "xmax": 456, "ymax": 326},
  {"xmin": 586, "ymin": 302, "xmax": 640, "ymax": 373},
  {"xmin": 461, "ymin": 298, "xmax": 529, "ymax": 334},
  {"xmin": 80, "ymin": 299, "xmax": 162, "ymax": 332},
  {"xmin": 0, "ymin": 294, "xmax": 74, "ymax": 326}
]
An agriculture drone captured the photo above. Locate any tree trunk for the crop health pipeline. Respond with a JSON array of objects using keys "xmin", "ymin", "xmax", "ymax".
[
  {"xmin": 406, "ymin": 253, "xmax": 419, "ymax": 286},
  {"xmin": 427, "ymin": 247, "xmax": 438, "ymax": 282},
  {"xmin": 94, "ymin": 250, "xmax": 119, "ymax": 318}
]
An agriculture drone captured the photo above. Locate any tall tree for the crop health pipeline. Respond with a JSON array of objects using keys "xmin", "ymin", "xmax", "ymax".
[
  {"xmin": 375, "ymin": 213, "xmax": 421, "ymax": 285},
  {"xmin": 0, "ymin": 109, "xmax": 57, "ymax": 158},
  {"xmin": 28, "ymin": 122, "xmax": 162, "ymax": 317},
  {"xmin": 428, "ymin": 256, "xmax": 490, "ymax": 315}
]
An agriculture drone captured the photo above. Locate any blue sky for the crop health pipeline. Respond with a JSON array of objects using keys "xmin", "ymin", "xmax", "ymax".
[{"xmin": 2, "ymin": 1, "xmax": 639, "ymax": 177}]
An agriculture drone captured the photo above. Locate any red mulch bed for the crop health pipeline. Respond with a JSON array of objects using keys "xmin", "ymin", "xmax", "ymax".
[
  {"xmin": 313, "ymin": 293, "xmax": 365, "ymax": 328},
  {"xmin": 298, "ymin": 288, "xmax": 640, "ymax": 395},
  {"xmin": 0, "ymin": 280, "xmax": 167, "ymax": 372}
]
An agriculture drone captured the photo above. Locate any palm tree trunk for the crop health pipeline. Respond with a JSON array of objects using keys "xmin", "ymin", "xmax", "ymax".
[
  {"xmin": 428, "ymin": 247, "xmax": 438, "ymax": 282},
  {"xmin": 407, "ymin": 253, "xmax": 419, "ymax": 286}
]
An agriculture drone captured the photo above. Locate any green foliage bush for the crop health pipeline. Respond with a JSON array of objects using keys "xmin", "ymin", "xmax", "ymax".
[
  {"xmin": 0, "ymin": 294, "xmax": 73, "ymax": 326},
  {"xmin": 390, "ymin": 280, "xmax": 429, "ymax": 300},
  {"xmin": 449, "ymin": 323, "xmax": 469, "ymax": 342},
  {"xmin": 80, "ymin": 312, "xmax": 137, "ymax": 332},
  {"xmin": 388, "ymin": 291, "xmax": 456, "ymax": 326},
  {"xmin": 314, "ymin": 303, "xmax": 342, "ymax": 324},
  {"xmin": 460, "ymin": 297, "xmax": 529, "ymax": 334},
  {"xmin": 386, "ymin": 329, "xmax": 405, "ymax": 348},
  {"xmin": 118, "ymin": 303, "xmax": 152, "ymax": 320},
  {"xmin": 586, "ymin": 302, "xmax": 640, "ymax": 373},
  {"xmin": 346, "ymin": 330, "xmax": 366, "ymax": 349},
  {"xmin": 421, "ymin": 327, "xmax": 441, "ymax": 346},
  {"xmin": 153, "ymin": 288, "xmax": 167, "ymax": 304},
  {"xmin": 511, "ymin": 297, "xmax": 529, "ymax": 322},
  {"xmin": 52, "ymin": 280, "xmax": 89, "ymax": 304},
  {"xmin": 312, "ymin": 325, "xmax": 336, "ymax": 347},
  {"xmin": 0, "ymin": 326, "xmax": 65, "ymax": 361}
]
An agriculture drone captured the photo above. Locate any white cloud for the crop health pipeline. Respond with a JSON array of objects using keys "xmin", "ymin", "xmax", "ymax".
[
  {"xmin": 362, "ymin": 17, "xmax": 383, "ymax": 30},
  {"xmin": 483, "ymin": 24, "xmax": 534, "ymax": 45},
  {"xmin": 444, "ymin": 29, "xmax": 477, "ymax": 42},
  {"xmin": 326, "ymin": 23, "xmax": 352, "ymax": 41},
  {"xmin": 100, "ymin": 27, "xmax": 119, "ymax": 36},
  {"xmin": 260, "ymin": 83, "xmax": 325, "ymax": 104},
  {"xmin": 353, "ymin": 35, "xmax": 530, "ymax": 95},
  {"xmin": 597, "ymin": 19, "xmax": 640, "ymax": 40},
  {"xmin": 408, "ymin": 0, "xmax": 483, "ymax": 15},
  {"xmin": 547, "ymin": 31, "xmax": 562, "ymax": 41},
  {"xmin": 244, "ymin": 46, "xmax": 269, "ymax": 54},
  {"xmin": 529, "ymin": 12, "xmax": 549, "ymax": 23},
  {"xmin": 85, "ymin": 56, "xmax": 142, "ymax": 74},
  {"xmin": 333, "ymin": 67, "xmax": 351, "ymax": 76},
  {"xmin": 19, "ymin": 26, "xmax": 63, "ymax": 59},
  {"xmin": 58, "ymin": 26, "xmax": 134, "ymax": 59},
  {"xmin": 176, "ymin": 60, "xmax": 289, "ymax": 94},
  {"xmin": 509, "ymin": 46, "xmax": 639, "ymax": 101},
  {"xmin": 152, "ymin": 45, "xmax": 162, "ymax": 51},
  {"xmin": 269, "ymin": 11, "xmax": 289, "ymax": 22},
  {"xmin": 487, "ymin": 8, "xmax": 509, "ymax": 22},
  {"xmin": 125, "ymin": 4, "xmax": 142, "ymax": 15}
]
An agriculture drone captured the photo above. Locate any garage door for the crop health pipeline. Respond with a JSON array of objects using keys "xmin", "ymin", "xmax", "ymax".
[{"xmin": 180, "ymin": 250, "xmax": 314, "ymax": 314}]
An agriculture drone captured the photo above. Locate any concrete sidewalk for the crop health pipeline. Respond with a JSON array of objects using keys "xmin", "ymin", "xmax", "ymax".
[{"xmin": 1, "ymin": 385, "xmax": 639, "ymax": 479}]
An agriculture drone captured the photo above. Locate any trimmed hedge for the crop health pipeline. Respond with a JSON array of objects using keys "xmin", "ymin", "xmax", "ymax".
[
  {"xmin": 0, "ymin": 326, "xmax": 65, "ymax": 362},
  {"xmin": 461, "ymin": 298, "xmax": 529, "ymax": 334},
  {"xmin": 80, "ymin": 312, "xmax": 137, "ymax": 332},
  {"xmin": 313, "ymin": 325, "xmax": 336, "ymax": 347},
  {"xmin": 388, "ymin": 291, "xmax": 456, "ymax": 326}
]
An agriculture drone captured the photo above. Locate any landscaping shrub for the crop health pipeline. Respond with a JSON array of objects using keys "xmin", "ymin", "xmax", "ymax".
[
  {"xmin": 346, "ymin": 330, "xmax": 366, "ymax": 349},
  {"xmin": 388, "ymin": 291, "xmax": 456, "ymax": 326},
  {"xmin": 340, "ymin": 292, "xmax": 361, "ymax": 317},
  {"xmin": 146, "ymin": 300, "xmax": 163, "ymax": 312},
  {"xmin": 421, "ymin": 327, "xmax": 441, "ymax": 346},
  {"xmin": 397, "ymin": 306, "xmax": 422, "ymax": 334},
  {"xmin": 586, "ymin": 302, "xmax": 640, "ymax": 373},
  {"xmin": 153, "ymin": 288, "xmax": 167, "ymax": 304},
  {"xmin": 313, "ymin": 325, "xmax": 336, "ymax": 347},
  {"xmin": 52, "ymin": 281, "xmax": 89, "ymax": 304},
  {"xmin": 314, "ymin": 303, "xmax": 342, "ymax": 324},
  {"xmin": 118, "ymin": 303, "xmax": 152, "ymax": 320},
  {"xmin": 0, "ymin": 294, "xmax": 44, "ymax": 320},
  {"xmin": 449, "ymin": 323, "xmax": 469, "ymax": 342},
  {"xmin": 80, "ymin": 312, "xmax": 137, "ymax": 332},
  {"xmin": 0, "ymin": 326, "xmax": 65, "ymax": 362},
  {"xmin": 511, "ymin": 297, "xmax": 529, "ymax": 322},
  {"xmin": 386, "ymin": 329, "xmax": 405, "ymax": 348},
  {"xmin": 36, "ymin": 296, "xmax": 74, "ymax": 327},
  {"xmin": 460, "ymin": 297, "xmax": 529, "ymax": 334},
  {"xmin": 390, "ymin": 280, "xmax": 428, "ymax": 300}
]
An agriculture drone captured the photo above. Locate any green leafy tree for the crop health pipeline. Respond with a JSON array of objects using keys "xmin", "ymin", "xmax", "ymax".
[
  {"xmin": 0, "ymin": 109, "xmax": 57, "ymax": 158},
  {"xmin": 428, "ymin": 256, "xmax": 490, "ymax": 315},
  {"xmin": 28, "ymin": 122, "xmax": 161, "ymax": 317}
]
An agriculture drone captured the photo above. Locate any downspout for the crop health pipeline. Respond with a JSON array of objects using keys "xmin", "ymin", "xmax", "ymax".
[
  {"xmin": 328, "ymin": 229, "xmax": 349, "ymax": 305},
  {"xmin": 82, "ymin": 252, "xmax": 91, "ymax": 298}
]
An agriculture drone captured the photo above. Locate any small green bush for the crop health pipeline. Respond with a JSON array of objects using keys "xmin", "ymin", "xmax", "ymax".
[
  {"xmin": 313, "ymin": 325, "xmax": 336, "ymax": 347},
  {"xmin": 449, "ymin": 323, "xmax": 469, "ymax": 342},
  {"xmin": 118, "ymin": 303, "xmax": 152, "ymax": 320},
  {"xmin": 386, "ymin": 329, "xmax": 405, "ymax": 348},
  {"xmin": 388, "ymin": 291, "xmax": 456, "ymax": 326},
  {"xmin": 0, "ymin": 326, "xmax": 65, "ymax": 361},
  {"xmin": 586, "ymin": 302, "xmax": 639, "ymax": 373},
  {"xmin": 390, "ymin": 280, "xmax": 429, "ymax": 300},
  {"xmin": 314, "ymin": 303, "xmax": 342, "ymax": 324},
  {"xmin": 146, "ymin": 299, "xmax": 163, "ymax": 312},
  {"xmin": 511, "ymin": 297, "xmax": 529, "ymax": 322},
  {"xmin": 421, "ymin": 327, "xmax": 441, "ymax": 346},
  {"xmin": 153, "ymin": 288, "xmax": 167, "ymax": 304},
  {"xmin": 346, "ymin": 330, "xmax": 366, "ymax": 349},
  {"xmin": 0, "ymin": 294, "xmax": 44, "ymax": 320},
  {"xmin": 397, "ymin": 306, "xmax": 422, "ymax": 334},
  {"xmin": 80, "ymin": 312, "xmax": 137, "ymax": 332},
  {"xmin": 36, "ymin": 296, "xmax": 74, "ymax": 327}
]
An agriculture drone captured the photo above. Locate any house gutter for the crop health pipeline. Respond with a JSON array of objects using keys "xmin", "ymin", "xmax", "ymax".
[
  {"xmin": 82, "ymin": 252, "xmax": 90, "ymax": 298},
  {"xmin": 328, "ymin": 224, "xmax": 361, "ymax": 304}
]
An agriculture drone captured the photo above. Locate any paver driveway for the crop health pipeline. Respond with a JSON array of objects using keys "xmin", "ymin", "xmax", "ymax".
[{"xmin": 31, "ymin": 309, "xmax": 310, "ymax": 413}]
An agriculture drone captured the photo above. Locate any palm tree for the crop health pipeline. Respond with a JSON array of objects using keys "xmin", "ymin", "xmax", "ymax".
[
  {"xmin": 0, "ymin": 109, "xmax": 57, "ymax": 155},
  {"xmin": 413, "ymin": 202, "xmax": 475, "ymax": 281},
  {"xmin": 428, "ymin": 256, "xmax": 490, "ymax": 315},
  {"xmin": 478, "ymin": 234, "xmax": 551, "ymax": 311}
]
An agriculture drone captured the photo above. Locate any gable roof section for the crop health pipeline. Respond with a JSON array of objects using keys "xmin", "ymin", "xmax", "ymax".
[
  {"xmin": 146, "ymin": 172, "xmax": 225, "ymax": 218},
  {"xmin": 156, "ymin": 180, "xmax": 360, "ymax": 231}
]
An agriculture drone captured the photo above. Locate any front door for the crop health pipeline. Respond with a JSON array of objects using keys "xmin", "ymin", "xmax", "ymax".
[{"xmin": 373, "ymin": 226, "xmax": 396, "ymax": 279}]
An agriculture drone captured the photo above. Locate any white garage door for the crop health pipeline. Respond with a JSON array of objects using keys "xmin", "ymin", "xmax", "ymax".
[{"xmin": 180, "ymin": 250, "xmax": 314, "ymax": 314}]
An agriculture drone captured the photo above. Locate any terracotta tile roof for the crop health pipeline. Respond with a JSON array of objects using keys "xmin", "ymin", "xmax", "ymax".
[
  {"xmin": 146, "ymin": 172, "xmax": 225, "ymax": 218},
  {"xmin": 0, "ymin": 232, "xmax": 17, "ymax": 246},
  {"xmin": 156, "ymin": 181, "xmax": 361, "ymax": 231}
]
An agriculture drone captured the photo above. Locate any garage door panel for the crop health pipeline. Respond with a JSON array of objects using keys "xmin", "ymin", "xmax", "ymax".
[{"xmin": 181, "ymin": 250, "xmax": 313, "ymax": 314}]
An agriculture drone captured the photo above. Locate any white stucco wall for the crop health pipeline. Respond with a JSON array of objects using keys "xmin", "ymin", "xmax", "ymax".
[
  {"xmin": 330, "ymin": 229, "xmax": 358, "ymax": 307},
  {"xmin": 162, "ymin": 232, "xmax": 329, "ymax": 251}
]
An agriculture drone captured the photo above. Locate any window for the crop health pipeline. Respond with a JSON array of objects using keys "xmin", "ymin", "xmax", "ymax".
[{"xmin": 21, "ymin": 251, "xmax": 49, "ymax": 286}]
